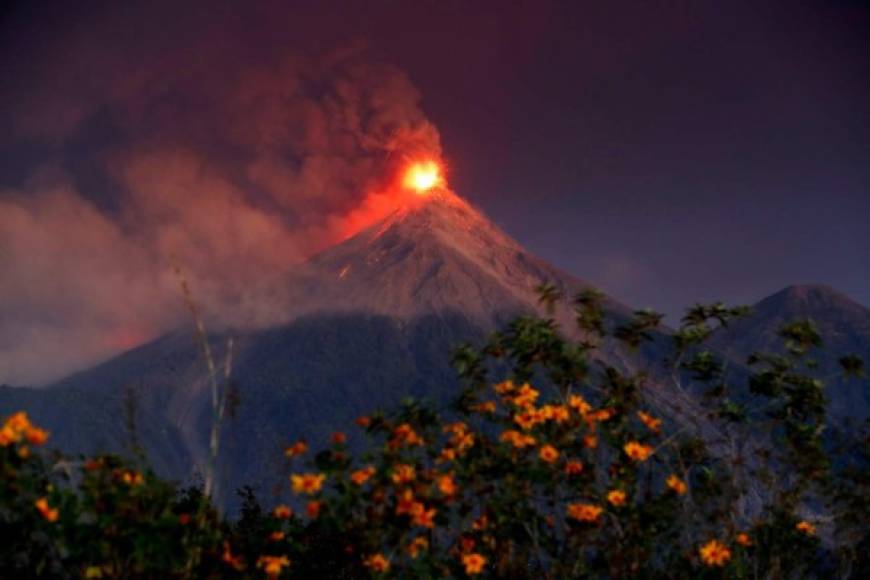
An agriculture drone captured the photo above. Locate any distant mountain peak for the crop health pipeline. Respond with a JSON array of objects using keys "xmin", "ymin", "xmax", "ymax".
[{"xmin": 755, "ymin": 284, "xmax": 869, "ymax": 319}]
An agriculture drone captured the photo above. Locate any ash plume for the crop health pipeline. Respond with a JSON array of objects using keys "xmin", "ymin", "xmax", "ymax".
[{"xmin": 0, "ymin": 3, "xmax": 441, "ymax": 385}]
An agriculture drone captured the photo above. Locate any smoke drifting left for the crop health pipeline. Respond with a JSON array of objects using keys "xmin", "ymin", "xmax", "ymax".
[{"xmin": 0, "ymin": 4, "xmax": 442, "ymax": 384}]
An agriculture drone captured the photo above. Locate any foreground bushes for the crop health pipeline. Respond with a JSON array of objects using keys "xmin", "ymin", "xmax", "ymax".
[{"xmin": 1, "ymin": 293, "xmax": 867, "ymax": 578}]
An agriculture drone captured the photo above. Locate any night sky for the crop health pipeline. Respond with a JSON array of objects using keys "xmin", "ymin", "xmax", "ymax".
[{"xmin": 1, "ymin": 0, "xmax": 868, "ymax": 383}]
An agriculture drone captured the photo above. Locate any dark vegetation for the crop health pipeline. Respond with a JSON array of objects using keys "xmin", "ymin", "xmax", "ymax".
[{"xmin": 1, "ymin": 289, "xmax": 867, "ymax": 578}]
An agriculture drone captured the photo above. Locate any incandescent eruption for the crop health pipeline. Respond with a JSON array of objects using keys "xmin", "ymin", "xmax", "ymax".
[{"xmin": 403, "ymin": 161, "xmax": 444, "ymax": 195}]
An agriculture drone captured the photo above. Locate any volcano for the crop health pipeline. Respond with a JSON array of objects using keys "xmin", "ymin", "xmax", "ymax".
[
  {"xmin": 0, "ymin": 190, "xmax": 637, "ymax": 507},
  {"xmin": 1, "ymin": 191, "xmax": 867, "ymax": 509}
]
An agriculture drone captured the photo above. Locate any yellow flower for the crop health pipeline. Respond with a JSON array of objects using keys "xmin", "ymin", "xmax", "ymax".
[
  {"xmin": 84, "ymin": 566, "xmax": 103, "ymax": 578},
  {"xmin": 257, "ymin": 555, "xmax": 290, "ymax": 578},
  {"xmin": 389, "ymin": 423, "xmax": 424, "ymax": 448},
  {"xmin": 284, "ymin": 440, "xmax": 308, "ymax": 458},
  {"xmin": 494, "ymin": 380, "xmax": 516, "ymax": 395},
  {"xmin": 568, "ymin": 394, "xmax": 592, "ymax": 415},
  {"xmin": 290, "ymin": 473, "xmax": 325, "ymax": 495},
  {"xmin": 462, "ymin": 553, "xmax": 487, "ymax": 575},
  {"xmin": 350, "ymin": 465, "xmax": 376, "ymax": 486},
  {"xmin": 438, "ymin": 474, "xmax": 457, "ymax": 496},
  {"xmin": 637, "ymin": 410, "xmax": 662, "ymax": 432},
  {"xmin": 512, "ymin": 384, "xmax": 539, "ymax": 408},
  {"xmin": 272, "ymin": 505, "xmax": 293, "ymax": 519},
  {"xmin": 408, "ymin": 536, "xmax": 429, "ymax": 559},
  {"xmin": 363, "ymin": 553, "xmax": 390, "ymax": 572},
  {"xmin": 539, "ymin": 445, "xmax": 559, "ymax": 464},
  {"xmin": 623, "ymin": 441, "xmax": 653, "ymax": 462},
  {"xmin": 121, "ymin": 470, "xmax": 144, "ymax": 486},
  {"xmin": 411, "ymin": 504, "xmax": 437, "ymax": 528},
  {"xmin": 567, "ymin": 503, "xmax": 602, "ymax": 522},
  {"xmin": 564, "ymin": 460, "xmax": 584, "ymax": 475},
  {"xmin": 34, "ymin": 497, "xmax": 58, "ymax": 522},
  {"xmin": 499, "ymin": 430, "xmax": 536, "ymax": 449},
  {"xmin": 736, "ymin": 533, "xmax": 752, "ymax": 547},
  {"xmin": 391, "ymin": 464, "xmax": 416, "ymax": 485},
  {"xmin": 607, "ymin": 489, "xmax": 627, "ymax": 506},
  {"xmin": 438, "ymin": 447, "xmax": 457, "ymax": 462},
  {"xmin": 666, "ymin": 474, "xmax": 687, "ymax": 495},
  {"xmin": 699, "ymin": 539, "xmax": 732, "ymax": 567},
  {"xmin": 796, "ymin": 520, "xmax": 816, "ymax": 535}
]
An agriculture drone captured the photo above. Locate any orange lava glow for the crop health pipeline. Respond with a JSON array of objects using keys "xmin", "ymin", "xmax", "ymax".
[{"xmin": 403, "ymin": 161, "xmax": 443, "ymax": 194}]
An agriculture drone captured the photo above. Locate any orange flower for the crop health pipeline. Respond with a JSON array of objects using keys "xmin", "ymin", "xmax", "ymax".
[
  {"xmin": 499, "ymin": 430, "xmax": 536, "ymax": 449},
  {"xmin": 438, "ymin": 447, "xmax": 457, "ymax": 462},
  {"xmin": 588, "ymin": 408, "xmax": 614, "ymax": 422},
  {"xmin": 666, "ymin": 474, "xmax": 687, "ymax": 495},
  {"xmin": 548, "ymin": 405, "xmax": 571, "ymax": 423},
  {"xmin": 568, "ymin": 394, "xmax": 592, "ymax": 415},
  {"xmin": 699, "ymin": 539, "xmax": 732, "ymax": 567},
  {"xmin": 221, "ymin": 541, "xmax": 245, "ymax": 571},
  {"xmin": 637, "ymin": 410, "xmax": 662, "ymax": 432},
  {"xmin": 462, "ymin": 553, "xmax": 487, "ymax": 575},
  {"xmin": 268, "ymin": 531, "xmax": 285, "ymax": 541},
  {"xmin": 391, "ymin": 464, "xmax": 416, "ymax": 485},
  {"xmin": 330, "ymin": 431, "xmax": 347, "ymax": 445},
  {"xmin": 796, "ymin": 521, "xmax": 816, "ymax": 535},
  {"xmin": 438, "ymin": 474, "xmax": 457, "ymax": 496},
  {"xmin": 512, "ymin": 384, "xmax": 539, "ymax": 408},
  {"xmin": 472, "ymin": 401, "xmax": 497, "ymax": 414},
  {"xmin": 494, "ymin": 380, "xmax": 516, "ymax": 395},
  {"xmin": 121, "ymin": 470, "xmax": 144, "ymax": 486},
  {"xmin": 472, "ymin": 514, "xmax": 489, "ymax": 530},
  {"xmin": 564, "ymin": 460, "xmax": 584, "ymax": 475},
  {"xmin": 290, "ymin": 473, "xmax": 325, "ymax": 495},
  {"xmin": 607, "ymin": 489, "xmax": 627, "ymax": 507},
  {"xmin": 395, "ymin": 488, "xmax": 417, "ymax": 515},
  {"xmin": 514, "ymin": 409, "xmax": 545, "ymax": 430},
  {"xmin": 567, "ymin": 503, "xmax": 602, "ymax": 522},
  {"xmin": 25, "ymin": 426, "xmax": 49, "ymax": 446},
  {"xmin": 390, "ymin": 423, "xmax": 424, "ymax": 448},
  {"xmin": 363, "ymin": 553, "xmax": 390, "ymax": 573},
  {"xmin": 354, "ymin": 415, "xmax": 371, "ymax": 428},
  {"xmin": 411, "ymin": 504, "xmax": 437, "ymax": 528},
  {"xmin": 284, "ymin": 440, "xmax": 308, "ymax": 458},
  {"xmin": 350, "ymin": 465, "xmax": 376, "ymax": 486},
  {"xmin": 306, "ymin": 500, "xmax": 321, "ymax": 519},
  {"xmin": 408, "ymin": 536, "xmax": 429, "ymax": 559},
  {"xmin": 736, "ymin": 533, "xmax": 752, "ymax": 547},
  {"xmin": 34, "ymin": 497, "xmax": 58, "ymax": 522},
  {"xmin": 583, "ymin": 434, "xmax": 598, "ymax": 449},
  {"xmin": 539, "ymin": 445, "xmax": 559, "ymax": 464},
  {"xmin": 623, "ymin": 441, "xmax": 653, "ymax": 462},
  {"xmin": 257, "ymin": 555, "xmax": 290, "ymax": 578},
  {"xmin": 272, "ymin": 505, "xmax": 293, "ymax": 519}
]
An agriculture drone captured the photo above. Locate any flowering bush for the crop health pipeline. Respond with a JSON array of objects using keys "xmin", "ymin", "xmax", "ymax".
[{"xmin": 1, "ymin": 291, "xmax": 867, "ymax": 578}]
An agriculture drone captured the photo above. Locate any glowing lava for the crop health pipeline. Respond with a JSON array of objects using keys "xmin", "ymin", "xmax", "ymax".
[{"xmin": 403, "ymin": 161, "xmax": 443, "ymax": 194}]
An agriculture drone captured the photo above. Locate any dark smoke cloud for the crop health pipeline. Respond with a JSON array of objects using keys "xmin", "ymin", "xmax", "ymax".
[{"xmin": 0, "ymin": 3, "xmax": 441, "ymax": 384}]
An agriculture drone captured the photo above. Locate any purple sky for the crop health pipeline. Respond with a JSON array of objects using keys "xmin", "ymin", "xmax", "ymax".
[{"xmin": 1, "ymin": 0, "xmax": 868, "ymax": 382}]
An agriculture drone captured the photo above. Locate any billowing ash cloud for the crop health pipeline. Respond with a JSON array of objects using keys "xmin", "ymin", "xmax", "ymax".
[{"xmin": 0, "ymin": 6, "xmax": 441, "ymax": 385}]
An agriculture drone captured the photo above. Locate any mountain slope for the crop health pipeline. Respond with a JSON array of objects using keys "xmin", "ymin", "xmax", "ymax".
[{"xmin": 709, "ymin": 284, "xmax": 870, "ymax": 423}]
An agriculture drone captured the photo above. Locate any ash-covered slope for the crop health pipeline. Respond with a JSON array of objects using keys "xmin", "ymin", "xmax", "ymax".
[{"xmin": 287, "ymin": 189, "xmax": 627, "ymax": 325}]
